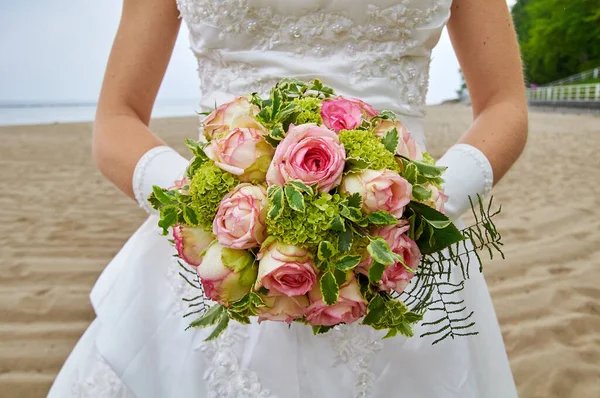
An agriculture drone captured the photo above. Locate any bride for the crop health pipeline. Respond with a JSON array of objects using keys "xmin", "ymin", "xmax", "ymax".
[{"xmin": 48, "ymin": 0, "xmax": 527, "ymax": 397}]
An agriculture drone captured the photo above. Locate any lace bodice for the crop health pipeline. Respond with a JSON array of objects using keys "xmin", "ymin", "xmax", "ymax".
[{"xmin": 176, "ymin": 0, "xmax": 452, "ymax": 146}]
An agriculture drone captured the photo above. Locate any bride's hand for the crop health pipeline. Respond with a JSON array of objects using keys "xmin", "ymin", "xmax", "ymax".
[
  {"xmin": 92, "ymin": 0, "xmax": 188, "ymax": 210},
  {"xmin": 438, "ymin": 0, "xmax": 529, "ymax": 220}
]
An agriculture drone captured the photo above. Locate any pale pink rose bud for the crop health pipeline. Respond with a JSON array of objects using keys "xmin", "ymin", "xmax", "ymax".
[
  {"xmin": 204, "ymin": 126, "xmax": 274, "ymax": 182},
  {"xmin": 265, "ymin": 123, "xmax": 346, "ymax": 192},
  {"xmin": 173, "ymin": 225, "xmax": 215, "ymax": 266},
  {"xmin": 200, "ymin": 96, "xmax": 263, "ymax": 141},
  {"xmin": 213, "ymin": 183, "xmax": 268, "ymax": 249},
  {"xmin": 358, "ymin": 221, "xmax": 421, "ymax": 294},
  {"xmin": 320, "ymin": 98, "xmax": 364, "ymax": 132},
  {"xmin": 255, "ymin": 238, "xmax": 317, "ymax": 297},
  {"xmin": 257, "ymin": 295, "xmax": 309, "ymax": 324},
  {"xmin": 341, "ymin": 169, "xmax": 412, "ymax": 218},
  {"xmin": 424, "ymin": 184, "xmax": 448, "ymax": 214},
  {"xmin": 196, "ymin": 242, "xmax": 257, "ymax": 306},
  {"xmin": 305, "ymin": 274, "xmax": 367, "ymax": 327},
  {"xmin": 373, "ymin": 118, "xmax": 424, "ymax": 161}
]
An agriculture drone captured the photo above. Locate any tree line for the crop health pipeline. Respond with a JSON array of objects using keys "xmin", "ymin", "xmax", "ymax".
[{"xmin": 511, "ymin": 0, "xmax": 600, "ymax": 85}]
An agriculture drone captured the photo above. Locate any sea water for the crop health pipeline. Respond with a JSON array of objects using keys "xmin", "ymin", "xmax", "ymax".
[{"xmin": 0, "ymin": 99, "xmax": 201, "ymax": 126}]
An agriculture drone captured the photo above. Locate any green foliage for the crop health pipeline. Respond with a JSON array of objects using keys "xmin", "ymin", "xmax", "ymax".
[
  {"xmin": 366, "ymin": 211, "xmax": 398, "ymax": 226},
  {"xmin": 293, "ymin": 97, "xmax": 323, "ymax": 124},
  {"xmin": 362, "ymin": 294, "xmax": 423, "ymax": 338},
  {"xmin": 412, "ymin": 185, "xmax": 432, "ymax": 202},
  {"xmin": 421, "ymin": 152, "xmax": 436, "ymax": 166},
  {"xmin": 312, "ymin": 325, "xmax": 335, "ymax": 335},
  {"xmin": 187, "ymin": 292, "xmax": 266, "ymax": 340},
  {"xmin": 284, "ymin": 185, "xmax": 305, "ymax": 212},
  {"xmin": 188, "ymin": 161, "xmax": 239, "ymax": 231},
  {"xmin": 317, "ymin": 241, "xmax": 335, "ymax": 261},
  {"xmin": 339, "ymin": 129, "xmax": 400, "ymax": 172},
  {"xmin": 381, "ymin": 128, "xmax": 399, "ymax": 153},
  {"xmin": 397, "ymin": 157, "xmax": 446, "ymax": 188},
  {"xmin": 367, "ymin": 237, "xmax": 396, "ymax": 266},
  {"xmin": 185, "ymin": 139, "xmax": 209, "ymax": 160},
  {"xmin": 333, "ymin": 255, "xmax": 362, "ymax": 271},
  {"xmin": 320, "ymin": 271, "xmax": 339, "ymax": 306},
  {"xmin": 256, "ymin": 88, "xmax": 298, "ymax": 130},
  {"xmin": 337, "ymin": 229, "xmax": 354, "ymax": 253},
  {"xmin": 149, "ymin": 185, "xmax": 203, "ymax": 235},
  {"xmin": 348, "ymin": 235, "xmax": 370, "ymax": 257},
  {"xmin": 339, "ymin": 193, "xmax": 363, "ymax": 223},
  {"xmin": 187, "ymin": 304, "xmax": 225, "ymax": 330},
  {"xmin": 512, "ymin": 0, "xmax": 600, "ymax": 84},
  {"xmin": 228, "ymin": 293, "xmax": 265, "ymax": 320},
  {"xmin": 158, "ymin": 205, "xmax": 179, "ymax": 234},
  {"xmin": 274, "ymin": 78, "xmax": 336, "ymax": 101},
  {"xmin": 368, "ymin": 262, "xmax": 385, "ymax": 283},
  {"xmin": 267, "ymin": 186, "xmax": 284, "ymax": 219},
  {"xmin": 287, "ymin": 180, "xmax": 313, "ymax": 195},
  {"xmin": 187, "ymin": 304, "xmax": 230, "ymax": 341},
  {"xmin": 407, "ymin": 202, "xmax": 464, "ymax": 254}
]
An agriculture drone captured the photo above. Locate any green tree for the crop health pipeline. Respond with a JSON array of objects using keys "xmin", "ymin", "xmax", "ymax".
[{"xmin": 512, "ymin": 0, "xmax": 600, "ymax": 85}]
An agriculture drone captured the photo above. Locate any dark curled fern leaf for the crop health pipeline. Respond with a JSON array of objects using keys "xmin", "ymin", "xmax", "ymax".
[{"xmin": 394, "ymin": 195, "xmax": 504, "ymax": 344}]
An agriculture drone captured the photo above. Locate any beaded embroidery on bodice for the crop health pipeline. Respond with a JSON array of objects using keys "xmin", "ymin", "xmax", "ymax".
[{"xmin": 176, "ymin": 0, "xmax": 452, "ymax": 126}]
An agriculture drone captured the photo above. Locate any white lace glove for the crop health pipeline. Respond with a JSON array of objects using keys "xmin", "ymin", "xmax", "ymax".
[
  {"xmin": 436, "ymin": 144, "xmax": 494, "ymax": 222},
  {"xmin": 132, "ymin": 146, "xmax": 190, "ymax": 215}
]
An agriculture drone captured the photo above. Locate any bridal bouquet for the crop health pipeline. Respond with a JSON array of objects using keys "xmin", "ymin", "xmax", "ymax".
[{"xmin": 149, "ymin": 79, "xmax": 502, "ymax": 342}]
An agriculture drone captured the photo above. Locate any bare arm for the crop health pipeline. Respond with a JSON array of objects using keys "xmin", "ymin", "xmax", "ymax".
[
  {"xmin": 447, "ymin": 0, "xmax": 528, "ymax": 184},
  {"xmin": 93, "ymin": 0, "xmax": 182, "ymax": 199}
]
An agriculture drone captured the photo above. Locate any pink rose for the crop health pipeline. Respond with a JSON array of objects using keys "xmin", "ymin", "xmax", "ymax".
[
  {"xmin": 257, "ymin": 295, "xmax": 309, "ymax": 324},
  {"xmin": 255, "ymin": 239, "xmax": 317, "ymax": 297},
  {"xmin": 360, "ymin": 222, "xmax": 421, "ymax": 294},
  {"xmin": 336, "ymin": 96, "xmax": 379, "ymax": 119},
  {"xmin": 173, "ymin": 225, "xmax": 215, "ymax": 266},
  {"xmin": 204, "ymin": 126, "xmax": 274, "ymax": 182},
  {"xmin": 373, "ymin": 118, "xmax": 423, "ymax": 160},
  {"xmin": 201, "ymin": 96, "xmax": 263, "ymax": 141},
  {"xmin": 213, "ymin": 183, "xmax": 268, "ymax": 249},
  {"xmin": 424, "ymin": 185, "xmax": 448, "ymax": 214},
  {"xmin": 266, "ymin": 123, "xmax": 345, "ymax": 192},
  {"xmin": 196, "ymin": 242, "xmax": 257, "ymax": 306},
  {"xmin": 341, "ymin": 169, "xmax": 412, "ymax": 218},
  {"xmin": 320, "ymin": 98, "xmax": 364, "ymax": 132},
  {"xmin": 305, "ymin": 275, "xmax": 367, "ymax": 327}
]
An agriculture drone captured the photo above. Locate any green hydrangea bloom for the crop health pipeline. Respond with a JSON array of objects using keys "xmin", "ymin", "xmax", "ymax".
[
  {"xmin": 188, "ymin": 161, "xmax": 239, "ymax": 231},
  {"xmin": 293, "ymin": 97, "xmax": 323, "ymax": 125},
  {"xmin": 266, "ymin": 191, "xmax": 344, "ymax": 247},
  {"xmin": 339, "ymin": 129, "xmax": 400, "ymax": 171}
]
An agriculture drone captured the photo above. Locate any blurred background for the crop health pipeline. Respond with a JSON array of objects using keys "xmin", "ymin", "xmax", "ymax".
[
  {"xmin": 0, "ymin": 0, "xmax": 599, "ymax": 397},
  {"xmin": 0, "ymin": 0, "xmax": 478, "ymax": 125}
]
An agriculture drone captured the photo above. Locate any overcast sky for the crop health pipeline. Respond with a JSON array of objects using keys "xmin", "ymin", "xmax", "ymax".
[{"xmin": 0, "ymin": 0, "xmax": 517, "ymax": 105}]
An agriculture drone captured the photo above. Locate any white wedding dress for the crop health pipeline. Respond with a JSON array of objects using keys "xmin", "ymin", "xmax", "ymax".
[{"xmin": 48, "ymin": 0, "xmax": 518, "ymax": 397}]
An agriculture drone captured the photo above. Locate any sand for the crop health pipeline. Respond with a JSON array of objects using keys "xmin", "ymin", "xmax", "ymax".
[{"xmin": 0, "ymin": 105, "xmax": 599, "ymax": 397}]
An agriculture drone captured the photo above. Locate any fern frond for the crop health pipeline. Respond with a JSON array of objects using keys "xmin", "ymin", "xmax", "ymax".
[
  {"xmin": 179, "ymin": 272, "xmax": 202, "ymax": 290},
  {"xmin": 396, "ymin": 195, "xmax": 504, "ymax": 344},
  {"xmin": 177, "ymin": 258, "xmax": 212, "ymax": 319}
]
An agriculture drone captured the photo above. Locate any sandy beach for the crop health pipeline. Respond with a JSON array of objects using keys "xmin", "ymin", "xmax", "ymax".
[{"xmin": 0, "ymin": 104, "xmax": 599, "ymax": 397}]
